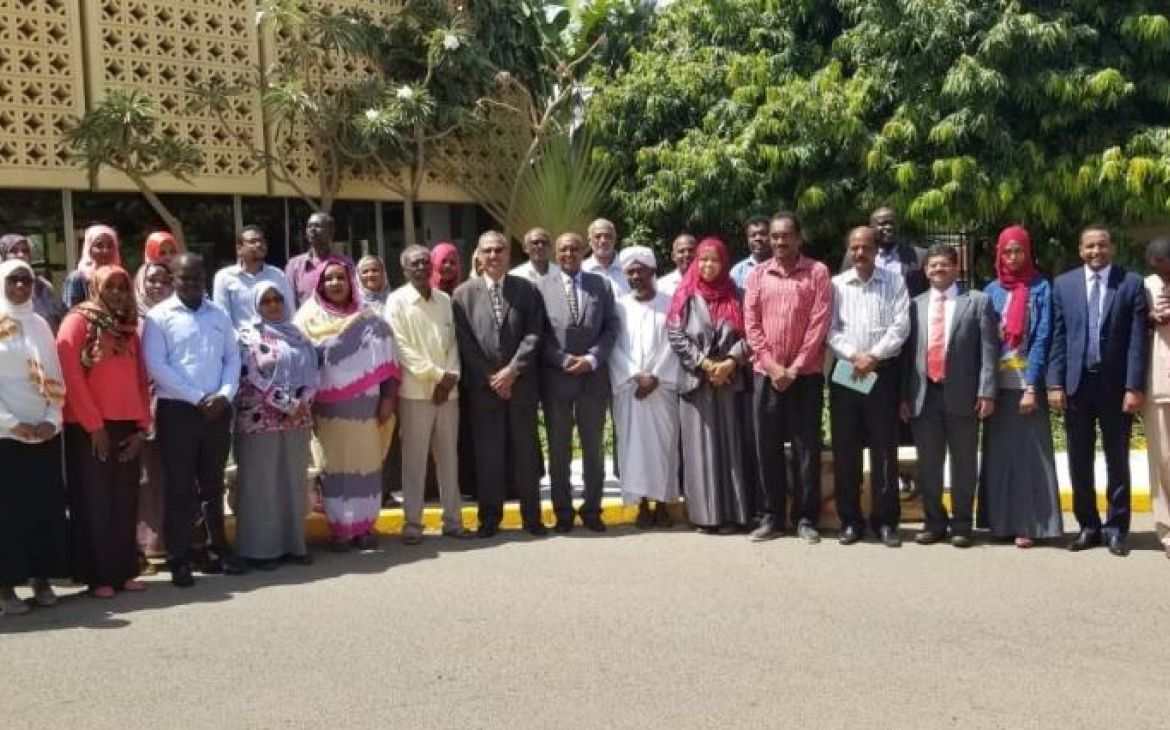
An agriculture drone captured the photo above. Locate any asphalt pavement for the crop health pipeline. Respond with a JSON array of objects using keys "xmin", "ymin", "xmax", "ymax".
[{"xmin": 3, "ymin": 515, "xmax": 1167, "ymax": 729}]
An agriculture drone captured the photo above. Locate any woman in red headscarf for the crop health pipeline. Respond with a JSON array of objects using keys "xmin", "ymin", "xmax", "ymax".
[
  {"xmin": 429, "ymin": 241, "xmax": 462, "ymax": 296},
  {"xmin": 666, "ymin": 236, "xmax": 752, "ymax": 534},
  {"xmin": 978, "ymin": 225, "xmax": 1062, "ymax": 548}
]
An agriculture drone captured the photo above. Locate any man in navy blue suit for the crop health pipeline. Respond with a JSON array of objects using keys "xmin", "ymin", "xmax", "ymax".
[{"xmin": 1047, "ymin": 225, "xmax": 1149, "ymax": 556}]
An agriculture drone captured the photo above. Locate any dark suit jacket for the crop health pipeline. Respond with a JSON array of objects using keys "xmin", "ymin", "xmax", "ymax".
[
  {"xmin": 1047, "ymin": 265, "xmax": 1148, "ymax": 398},
  {"xmin": 902, "ymin": 288, "xmax": 999, "ymax": 417},
  {"xmin": 537, "ymin": 270, "xmax": 619, "ymax": 398},
  {"xmin": 452, "ymin": 274, "xmax": 545, "ymax": 405},
  {"xmin": 842, "ymin": 240, "xmax": 928, "ymax": 297}
]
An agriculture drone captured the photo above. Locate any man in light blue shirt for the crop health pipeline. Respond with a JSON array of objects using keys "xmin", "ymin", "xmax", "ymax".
[
  {"xmin": 730, "ymin": 215, "xmax": 771, "ymax": 292},
  {"xmin": 143, "ymin": 252, "xmax": 244, "ymax": 587},
  {"xmin": 212, "ymin": 225, "xmax": 296, "ymax": 328}
]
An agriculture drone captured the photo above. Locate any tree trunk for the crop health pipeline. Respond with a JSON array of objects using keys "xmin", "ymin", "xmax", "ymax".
[
  {"xmin": 403, "ymin": 193, "xmax": 417, "ymax": 247},
  {"xmin": 127, "ymin": 171, "xmax": 186, "ymax": 248}
]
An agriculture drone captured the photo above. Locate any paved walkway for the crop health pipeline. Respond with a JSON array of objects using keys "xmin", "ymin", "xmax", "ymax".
[{"xmin": 3, "ymin": 514, "xmax": 1166, "ymax": 728}]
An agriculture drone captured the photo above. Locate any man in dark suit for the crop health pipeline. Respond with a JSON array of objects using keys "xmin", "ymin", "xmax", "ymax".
[
  {"xmin": 901, "ymin": 244, "xmax": 999, "ymax": 547},
  {"xmin": 538, "ymin": 232, "xmax": 620, "ymax": 532},
  {"xmin": 452, "ymin": 231, "xmax": 548, "ymax": 538},
  {"xmin": 1048, "ymin": 225, "xmax": 1148, "ymax": 556}
]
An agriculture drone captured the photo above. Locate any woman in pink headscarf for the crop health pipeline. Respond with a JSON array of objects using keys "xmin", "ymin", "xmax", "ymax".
[
  {"xmin": 63, "ymin": 225, "xmax": 122, "ymax": 308},
  {"xmin": 666, "ymin": 236, "xmax": 752, "ymax": 534},
  {"xmin": 429, "ymin": 242, "xmax": 462, "ymax": 296},
  {"xmin": 978, "ymin": 225, "xmax": 1062, "ymax": 548}
]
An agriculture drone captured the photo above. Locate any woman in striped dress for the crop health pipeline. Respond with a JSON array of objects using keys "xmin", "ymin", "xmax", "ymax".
[{"xmin": 294, "ymin": 257, "xmax": 400, "ymax": 551}]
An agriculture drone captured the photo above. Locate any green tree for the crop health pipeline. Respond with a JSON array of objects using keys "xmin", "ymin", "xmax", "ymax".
[
  {"xmin": 62, "ymin": 89, "xmax": 201, "ymax": 246},
  {"xmin": 587, "ymin": 1, "xmax": 1170, "ymax": 267}
]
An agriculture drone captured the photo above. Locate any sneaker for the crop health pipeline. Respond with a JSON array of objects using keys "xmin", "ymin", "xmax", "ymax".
[
  {"xmin": 749, "ymin": 516, "xmax": 783, "ymax": 542},
  {"xmin": 797, "ymin": 524, "xmax": 821, "ymax": 544}
]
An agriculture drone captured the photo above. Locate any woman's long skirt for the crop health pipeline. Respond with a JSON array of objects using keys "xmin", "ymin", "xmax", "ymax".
[
  {"xmin": 65, "ymin": 421, "xmax": 142, "ymax": 587},
  {"xmin": 0, "ymin": 435, "xmax": 69, "ymax": 584},
  {"xmin": 679, "ymin": 384, "xmax": 752, "ymax": 528},
  {"xmin": 234, "ymin": 426, "xmax": 312, "ymax": 560},
  {"xmin": 978, "ymin": 389, "xmax": 1063, "ymax": 539},
  {"xmin": 314, "ymin": 390, "xmax": 394, "ymax": 541}
]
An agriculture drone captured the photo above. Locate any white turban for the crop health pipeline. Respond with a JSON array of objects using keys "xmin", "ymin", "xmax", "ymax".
[{"xmin": 618, "ymin": 246, "xmax": 656, "ymax": 274}]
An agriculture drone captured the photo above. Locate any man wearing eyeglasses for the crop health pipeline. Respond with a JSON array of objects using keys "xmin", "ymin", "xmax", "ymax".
[{"xmin": 511, "ymin": 227, "xmax": 562, "ymax": 284}]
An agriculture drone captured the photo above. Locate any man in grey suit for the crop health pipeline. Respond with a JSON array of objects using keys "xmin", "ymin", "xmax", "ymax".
[
  {"xmin": 900, "ymin": 244, "xmax": 999, "ymax": 547},
  {"xmin": 452, "ymin": 231, "xmax": 548, "ymax": 538},
  {"xmin": 538, "ymin": 232, "xmax": 620, "ymax": 532}
]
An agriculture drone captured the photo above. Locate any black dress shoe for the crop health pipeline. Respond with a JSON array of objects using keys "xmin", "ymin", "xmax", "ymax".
[
  {"xmin": 1106, "ymin": 534, "xmax": 1129, "ymax": 557},
  {"xmin": 169, "ymin": 560, "xmax": 194, "ymax": 588},
  {"xmin": 838, "ymin": 525, "xmax": 862, "ymax": 545},
  {"xmin": 1068, "ymin": 530, "xmax": 1101, "ymax": 552},
  {"xmin": 285, "ymin": 553, "xmax": 313, "ymax": 566},
  {"xmin": 915, "ymin": 530, "xmax": 946, "ymax": 545},
  {"xmin": 220, "ymin": 553, "xmax": 248, "ymax": 575},
  {"xmin": 525, "ymin": 522, "xmax": 549, "ymax": 537},
  {"xmin": 581, "ymin": 515, "xmax": 607, "ymax": 533},
  {"xmin": 476, "ymin": 523, "xmax": 499, "ymax": 539},
  {"xmin": 554, "ymin": 518, "xmax": 573, "ymax": 534},
  {"xmin": 950, "ymin": 533, "xmax": 973, "ymax": 548},
  {"xmin": 879, "ymin": 526, "xmax": 902, "ymax": 548},
  {"xmin": 247, "ymin": 558, "xmax": 280, "ymax": 571}
]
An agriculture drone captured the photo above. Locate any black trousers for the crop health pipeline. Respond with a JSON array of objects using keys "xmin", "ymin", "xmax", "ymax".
[
  {"xmin": 65, "ymin": 421, "xmax": 141, "ymax": 587},
  {"xmin": 1065, "ymin": 371, "xmax": 1133, "ymax": 536},
  {"xmin": 829, "ymin": 362, "xmax": 900, "ymax": 531},
  {"xmin": 911, "ymin": 383, "xmax": 980, "ymax": 535},
  {"xmin": 156, "ymin": 399, "xmax": 232, "ymax": 562},
  {"xmin": 754, "ymin": 373, "xmax": 824, "ymax": 527},
  {"xmin": 544, "ymin": 391, "xmax": 607, "ymax": 522},
  {"xmin": 469, "ymin": 394, "xmax": 543, "ymax": 529}
]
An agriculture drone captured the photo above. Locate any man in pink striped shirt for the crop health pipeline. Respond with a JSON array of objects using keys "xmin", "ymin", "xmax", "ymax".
[{"xmin": 744, "ymin": 212, "xmax": 833, "ymax": 543}]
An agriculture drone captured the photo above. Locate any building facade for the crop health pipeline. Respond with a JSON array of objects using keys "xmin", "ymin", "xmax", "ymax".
[{"xmin": 0, "ymin": 0, "xmax": 520, "ymax": 285}]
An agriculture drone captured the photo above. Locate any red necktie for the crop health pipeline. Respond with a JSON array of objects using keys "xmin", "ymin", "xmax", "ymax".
[{"xmin": 927, "ymin": 293, "xmax": 946, "ymax": 382}]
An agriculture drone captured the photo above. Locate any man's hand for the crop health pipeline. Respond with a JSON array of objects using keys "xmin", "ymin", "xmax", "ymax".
[
  {"xmin": 766, "ymin": 361, "xmax": 793, "ymax": 392},
  {"xmin": 634, "ymin": 373, "xmax": 659, "ymax": 400},
  {"xmin": 1018, "ymin": 390, "xmax": 1037, "ymax": 415},
  {"xmin": 975, "ymin": 397, "xmax": 996, "ymax": 420},
  {"xmin": 198, "ymin": 395, "xmax": 229, "ymax": 421},
  {"xmin": 1123, "ymin": 390, "xmax": 1145, "ymax": 415},
  {"xmin": 851, "ymin": 353, "xmax": 879, "ymax": 379},
  {"xmin": 1047, "ymin": 387, "xmax": 1066, "ymax": 413},
  {"xmin": 118, "ymin": 431, "xmax": 143, "ymax": 462},
  {"xmin": 377, "ymin": 394, "xmax": 397, "ymax": 424},
  {"xmin": 11, "ymin": 423, "xmax": 37, "ymax": 441},
  {"xmin": 489, "ymin": 366, "xmax": 517, "ymax": 400},
  {"xmin": 91, "ymin": 426, "xmax": 111, "ymax": 461},
  {"xmin": 432, "ymin": 372, "xmax": 458, "ymax": 405},
  {"xmin": 564, "ymin": 356, "xmax": 592, "ymax": 377}
]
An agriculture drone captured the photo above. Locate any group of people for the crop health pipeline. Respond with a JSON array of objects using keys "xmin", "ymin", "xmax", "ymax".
[{"xmin": 2, "ymin": 206, "xmax": 1168, "ymax": 615}]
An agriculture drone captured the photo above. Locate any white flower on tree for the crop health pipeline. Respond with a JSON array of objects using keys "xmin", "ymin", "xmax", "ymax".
[{"xmin": 396, "ymin": 85, "xmax": 414, "ymax": 101}]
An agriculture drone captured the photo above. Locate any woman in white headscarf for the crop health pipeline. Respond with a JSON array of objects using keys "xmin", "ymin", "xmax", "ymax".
[{"xmin": 0, "ymin": 259, "xmax": 69, "ymax": 616}]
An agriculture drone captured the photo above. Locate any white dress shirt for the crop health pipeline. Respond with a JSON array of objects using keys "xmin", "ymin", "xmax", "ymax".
[{"xmin": 510, "ymin": 260, "xmax": 561, "ymax": 284}]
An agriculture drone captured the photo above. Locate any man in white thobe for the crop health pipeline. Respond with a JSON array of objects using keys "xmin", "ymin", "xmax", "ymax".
[{"xmin": 610, "ymin": 246, "xmax": 682, "ymax": 527}]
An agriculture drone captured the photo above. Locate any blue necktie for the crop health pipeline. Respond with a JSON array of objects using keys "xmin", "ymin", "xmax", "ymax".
[{"xmin": 1087, "ymin": 273, "xmax": 1101, "ymax": 368}]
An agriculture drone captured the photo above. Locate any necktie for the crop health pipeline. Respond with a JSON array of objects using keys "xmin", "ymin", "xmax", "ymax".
[
  {"xmin": 489, "ymin": 283, "xmax": 504, "ymax": 327},
  {"xmin": 1087, "ymin": 273, "xmax": 1101, "ymax": 367},
  {"xmin": 927, "ymin": 293, "xmax": 946, "ymax": 382},
  {"xmin": 565, "ymin": 276, "xmax": 580, "ymax": 324}
]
